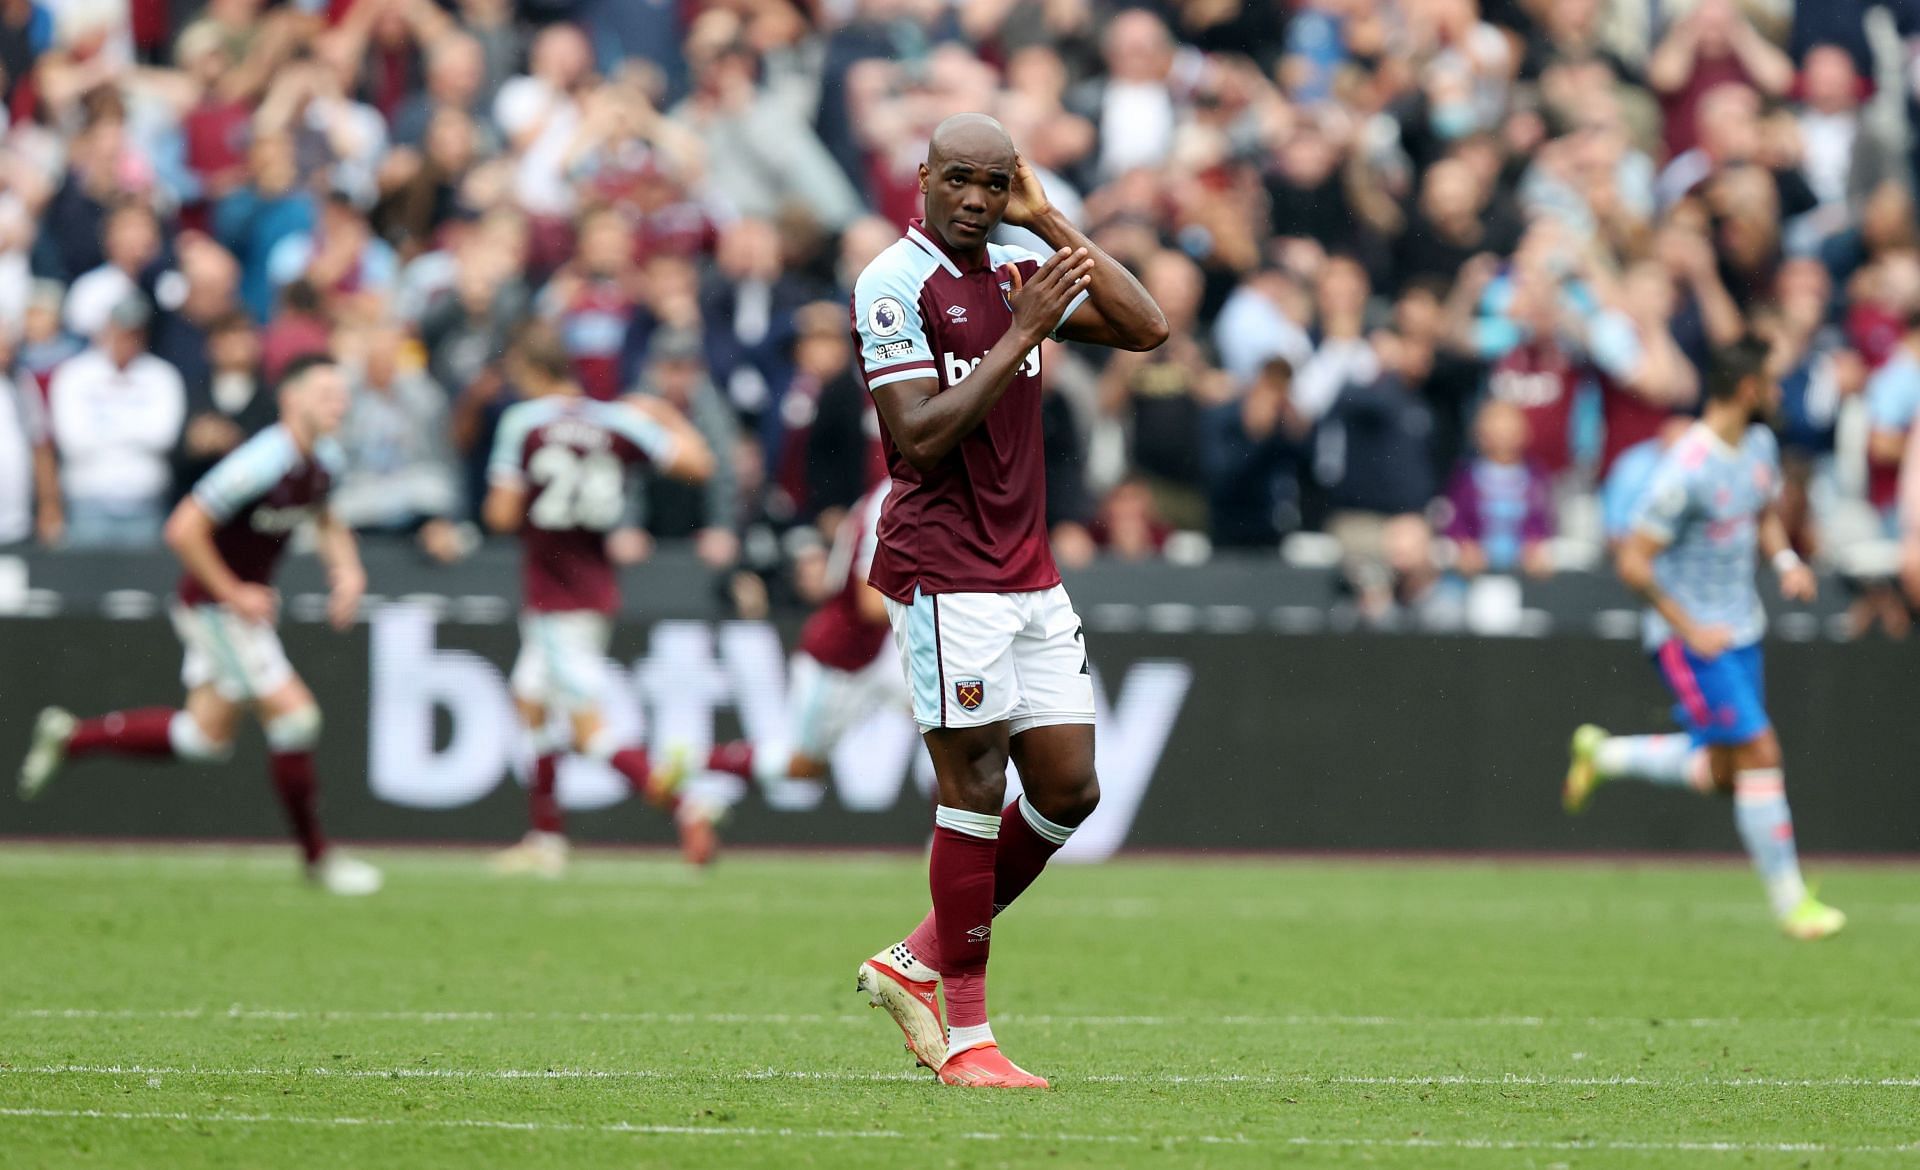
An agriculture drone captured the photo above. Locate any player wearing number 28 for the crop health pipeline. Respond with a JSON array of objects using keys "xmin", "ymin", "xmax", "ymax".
[
  {"xmin": 483, "ymin": 322, "xmax": 719, "ymax": 874},
  {"xmin": 851, "ymin": 114, "xmax": 1169, "ymax": 1088}
]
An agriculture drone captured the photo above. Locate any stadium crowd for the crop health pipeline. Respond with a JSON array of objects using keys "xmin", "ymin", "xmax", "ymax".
[{"xmin": 3, "ymin": 0, "xmax": 1920, "ymax": 627}]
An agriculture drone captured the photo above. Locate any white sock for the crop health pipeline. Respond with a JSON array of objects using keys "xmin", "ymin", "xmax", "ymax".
[
  {"xmin": 1594, "ymin": 734, "xmax": 1707, "ymax": 790},
  {"xmin": 947, "ymin": 1021, "xmax": 995, "ymax": 1056},
  {"xmin": 1733, "ymin": 768, "xmax": 1808, "ymax": 918}
]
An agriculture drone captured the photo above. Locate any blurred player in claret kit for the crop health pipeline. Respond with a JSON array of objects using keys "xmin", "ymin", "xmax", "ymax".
[
  {"xmin": 706, "ymin": 480, "xmax": 898, "ymax": 803},
  {"xmin": 849, "ymin": 114, "xmax": 1168, "ymax": 1088},
  {"xmin": 1563, "ymin": 337, "xmax": 1845, "ymax": 940},
  {"xmin": 483, "ymin": 323, "xmax": 721, "ymax": 876},
  {"xmin": 17, "ymin": 355, "xmax": 382, "ymax": 896}
]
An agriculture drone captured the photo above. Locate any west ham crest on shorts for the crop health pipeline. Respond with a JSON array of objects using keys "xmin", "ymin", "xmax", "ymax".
[{"xmin": 955, "ymin": 679, "xmax": 985, "ymax": 710}]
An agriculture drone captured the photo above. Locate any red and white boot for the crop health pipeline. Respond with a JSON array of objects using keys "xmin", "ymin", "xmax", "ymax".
[{"xmin": 856, "ymin": 943, "xmax": 947, "ymax": 1071}]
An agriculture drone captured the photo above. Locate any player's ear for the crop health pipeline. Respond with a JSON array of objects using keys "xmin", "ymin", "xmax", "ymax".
[{"xmin": 918, "ymin": 162, "xmax": 929, "ymax": 194}]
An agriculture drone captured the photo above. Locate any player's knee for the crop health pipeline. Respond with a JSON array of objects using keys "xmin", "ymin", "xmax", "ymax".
[
  {"xmin": 169, "ymin": 711, "xmax": 233, "ymax": 763},
  {"xmin": 265, "ymin": 705, "xmax": 323, "ymax": 753},
  {"xmin": 1032, "ymin": 771, "xmax": 1100, "ymax": 827}
]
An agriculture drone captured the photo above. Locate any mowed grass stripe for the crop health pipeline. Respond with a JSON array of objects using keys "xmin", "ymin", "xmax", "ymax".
[
  {"xmin": 15, "ymin": 1005, "xmax": 1920, "ymax": 1028},
  {"xmin": 4, "ymin": 1106, "xmax": 1918, "ymax": 1155},
  {"xmin": 10, "ymin": 1063, "xmax": 1920, "ymax": 1089}
]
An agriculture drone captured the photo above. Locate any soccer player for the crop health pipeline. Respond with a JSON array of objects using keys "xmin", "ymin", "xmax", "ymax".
[
  {"xmin": 1563, "ymin": 337, "xmax": 1845, "ymax": 940},
  {"xmin": 17, "ymin": 354, "xmax": 382, "ymax": 896},
  {"xmin": 705, "ymin": 480, "xmax": 898, "ymax": 804},
  {"xmin": 848, "ymin": 114, "xmax": 1168, "ymax": 1087},
  {"xmin": 484, "ymin": 323, "xmax": 722, "ymax": 876}
]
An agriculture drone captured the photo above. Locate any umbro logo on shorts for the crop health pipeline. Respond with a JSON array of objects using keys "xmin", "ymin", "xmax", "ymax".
[{"xmin": 955, "ymin": 679, "xmax": 985, "ymax": 710}]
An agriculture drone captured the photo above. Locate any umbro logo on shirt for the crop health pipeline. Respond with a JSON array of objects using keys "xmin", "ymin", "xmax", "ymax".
[{"xmin": 946, "ymin": 305, "xmax": 968, "ymax": 324}]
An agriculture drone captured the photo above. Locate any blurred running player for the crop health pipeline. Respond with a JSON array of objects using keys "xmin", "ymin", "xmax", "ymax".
[
  {"xmin": 1563, "ymin": 337, "xmax": 1844, "ymax": 940},
  {"xmin": 484, "ymin": 322, "xmax": 720, "ymax": 876},
  {"xmin": 849, "ymin": 114, "xmax": 1168, "ymax": 1087},
  {"xmin": 706, "ymin": 481, "xmax": 899, "ymax": 804},
  {"xmin": 18, "ymin": 355, "xmax": 381, "ymax": 895}
]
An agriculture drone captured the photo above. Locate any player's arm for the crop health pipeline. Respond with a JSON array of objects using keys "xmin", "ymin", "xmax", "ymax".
[
  {"xmin": 622, "ymin": 394, "xmax": 715, "ymax": 483},
  {"xmin": 1003, "ymin": 158, "xmax": 1168, "ymax": 352},
  {"xmin": 313, "ymin": 508, "xmax": 366, "ymax": 631},
  {"xmin": 164, "ymin": 497, "xmax": 276, "ymax": 624},
  {"xmin": 1756, "ymin": 499, "xmax": 1816, "ymax": 602},
  {"xmin": 482, "ymin": 404, "xmax": 532, "ymax": 534},
  {"xmin": 871, "ymin": 252, "xmax": 1093, "ymax": 471},
  {"xmin": 1614, "ymin": 529, "xmax": 1730, "ymax": 656}
]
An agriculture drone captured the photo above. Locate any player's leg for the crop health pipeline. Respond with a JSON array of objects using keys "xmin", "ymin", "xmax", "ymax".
[
  {"xmin": 858, "ymin": 590, "xmax": 1040, "ymax": 1085},
  {"xmin": 18, "ymin": 608, "xmax": 248, "ymax": 797},
  {"xmin": 496, "ymin": 615, "xmax": 570, "ymax": 873},
  {"xmin": 1565, "ymin": 641, "xmax": 1722, "ymax": 813},
  {"xmin": 705, "ymin": 654, "xmax": 836, "ymax": 804},
  {"xmin": 254, "ymin": 673, "xmax": 380, "ymax": 895},
  {"xmin": 1714, "ymin": 647, "xmax": 1842, "ymax": 938}
]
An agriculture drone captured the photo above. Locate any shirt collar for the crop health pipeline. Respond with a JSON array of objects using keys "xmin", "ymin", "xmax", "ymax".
[{"xmin": 906, "ymin": 218, "xmax": 981, "ymax": 276}]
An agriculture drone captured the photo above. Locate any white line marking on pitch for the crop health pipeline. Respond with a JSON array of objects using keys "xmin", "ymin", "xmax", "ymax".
[
  {"xmin": 9, "ymin": 1064, "xmax": 1918, "ymax": 1090},
  {"xmin": 2, "ymin": 1106, "xmax": 1916, "ymax": 1154},
  {"xmin": 14, "ymin": 1005, "xmax": 1920, "ymax": 1029}
]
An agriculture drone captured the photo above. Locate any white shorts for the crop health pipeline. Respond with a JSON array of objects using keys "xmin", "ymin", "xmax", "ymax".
[
  {"xmin": 511, "ymin": 611, "xmax": 613, "ymax": 712},
  {"xmin": 786, "ymin": 650, "xmax": 908, "ymax": 760},
  {"xmin": 884, "ymin": 585, "xmax": 1096, "ymax": 734},
  {"xmin": 171, "ymin": 602, "xmax": 294, "ymax": 702}
]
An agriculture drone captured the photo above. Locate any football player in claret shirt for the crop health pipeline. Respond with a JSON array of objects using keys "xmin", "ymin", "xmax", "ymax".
[
  {"xmin": 18, "ymin": 355, "xmax": 382, "ymax": 896},
  {"xmin": 483, "ymin": 323, "xmax": 722, "ymax": 876},
  {"xmin": 849, "ymin": 114, "xmax": 1169, "ymax": 1088},
  {"xmin": 705, "ymin": 480, "xmax": 900, "ymax": 804}
]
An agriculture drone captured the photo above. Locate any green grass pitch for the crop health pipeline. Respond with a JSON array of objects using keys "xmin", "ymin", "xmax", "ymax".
[{"xmin": 1, "ymin": 846, "xmax": 1917, "ymax": 1169}]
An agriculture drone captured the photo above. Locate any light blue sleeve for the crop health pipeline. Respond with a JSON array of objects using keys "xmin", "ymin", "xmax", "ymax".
[
  {"xmin": 486, "ymin": 402, "xmax": 540, "ymax": 486},
  {"xmin": 193, "ymin": 429, "xmax": 297, "ymax": 522},
  {"xmin": 852, "ymin": 253, "xmax": 935, "ymax": 390},
  {"xmin": 1748, "ymin": 425, "xmax": 1782, "ymax": 503},
  {"xmin": 1601, "ymin": 443, "xmax": 1656, "ymax": 541},
  {"xmin": 601, "ymin": 401, "xmax": 677, "ymax": 464},
  {"xmin": 1631, "ymin": 454, "xmax": 1693, "ymax": 545},
  {"xmin": 1587, "ymin": 310, "xmax": 1641, "ymax": 381},
  {"xmin": 1866, "ymin": 363, "xmax": 1920, "ymax": 430}
]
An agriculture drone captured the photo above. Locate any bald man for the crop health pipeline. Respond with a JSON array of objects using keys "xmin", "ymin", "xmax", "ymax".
[{"xmin": 850, "ymin": 113, "xmax": 1168, "ymax": 1088}]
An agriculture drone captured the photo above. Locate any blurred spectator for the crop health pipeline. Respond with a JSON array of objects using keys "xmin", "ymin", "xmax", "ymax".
[
  {"xmin": 1318, "ymin": 331, "xmax": 1439, "ymax": 618},
  {"xmin": 673, "ymin": 13, "xmax": 861, "ymax": 230},
  {"xmin": 1076, "ymin": 9, "xmax": 1183, "ymax": 181},
  {"xmin": 260, "ymin": 279, "xmax": 332, "ymax": 385},
  {"xmin": 332, "ymin": 321, "xmax": 462, "ymax": 550},
  {"xmin": 1765, "ymin": 258, "xmax": 1864, "ymax": 553},
  {"xmin": 1590, "ymin": 260, "xmax": 1701, "ymax": 471},
  {"xmin": 65, "ymin": 201, "xmax": 166, "ymax": 338},
  {"xmin": 418, "ymin": 212, "xmax": 529, "ymax": 397},
  {"xmin": 267, "ymin": 193, "xmax": 399, "ymax": 322},
  {"xmin": 633, "ymin": 326, "xmax": 739, "ymax": 568},
  {"xmin": 1648, "ymin": 0, "xmax": 1793, "ymax": 159},
  {"xmin": 46, "ymin": 296, "xmax": 184, "ymax": 548},
  {"xmin": 535, "ymin": 206, "xmax": 641, "ymax": 401},
  {"xmin": 1213, "ymin": 267, "xmax": 1311, "ymax": 388},
  {"xmin": 0, "ymin": 336, "xmax": 60, "ymax": 546},
  {"xmin": 702, "ymin": 218, "xmax": 824, "ymax": 432},
  {"xmin": 169, "ymin": 309, "xmax": 274, "ymax": 501},
  {"xmin": 149, "ymin": 234, "xmax": 243, "ymax": 393},
  {"xmin": 1092, "ymin": 476, "xmax": 1172, "ymax": 561},
  {"xmin": 34, "ymin": 98, "xmax": 136, "ymax": 285},
  {"xmin": 1865, "ymin": 311, "xmax": 1920, "ymax": 530},
  {"xmin": 1294, "ymin": 255, "xmax": 1380, "ymax": 423},
  {"xmin": 1442, "ymin": 399, "xmax": 1555, "ymax": 578},
  {"xmin": 215, "ymin": 136, "xmax": 315, "ymax": 321},
  {"xmin": 772, "ymin": 302, "xmax": 873, "ymax": 525},
  {"xmin": 391, "ymin": 34, "xmax": 495, "ymax": 153},
  {"xmin": 16, "ymin": 281, "xmax": 82, "ymax": 394},
  {"xmin": 1203, "ymin": 357, "xmax": 1310, "ymax": 549},
  {"xmin": 491, "ymin": 22, "xmax": 593, "ymax": 223},
  {"xmin": 1788, "ymin": 45, "xmax": 1896, "ymax": 253},
  {"xmin": 1096, "ymin": 250, "xmax": 1223, "ymax": 529}
]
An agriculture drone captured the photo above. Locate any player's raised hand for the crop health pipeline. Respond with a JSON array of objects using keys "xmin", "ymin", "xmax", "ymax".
[
  {"xmin": 228, "ymin": 583, "xmax": 280, "ymax": 626},
  {"xmin": 1004, "ymin": 248, "xmax": 1093, "ymax": 346},
  {"xmin": 1002, "ymin": 154, "xmax": 1053, "ymax": 227}
]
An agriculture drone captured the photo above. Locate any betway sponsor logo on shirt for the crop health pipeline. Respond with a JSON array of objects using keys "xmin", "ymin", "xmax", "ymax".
[
  {"xmin": 365, "ymin": 606, "xmax": 1191, "ymax": 861},
  {"xmin": 942, "ymin": 348, "xmax": 1040, "ymax": 387},
  {"xmin": 251, "ymin": 504, "xmax": 319, "ymax": 534}
]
